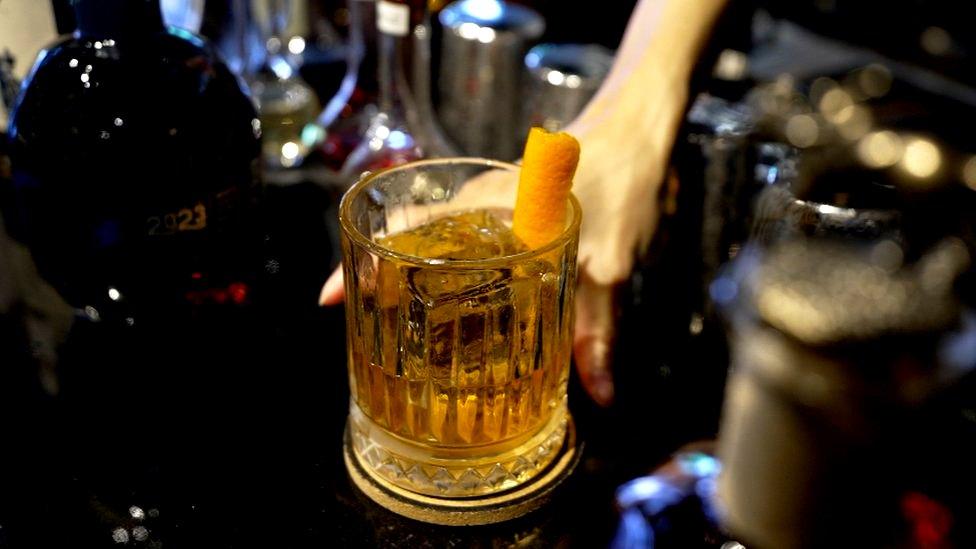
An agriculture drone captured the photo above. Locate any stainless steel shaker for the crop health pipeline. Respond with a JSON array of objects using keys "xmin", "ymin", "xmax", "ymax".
[
  {"xmin": 521, "ymin": 43, "xmax": 613, "ymax": 137},
  {"xmin": 438, "ymin": 0, "xmax": 544, "ymax": 160},
  {"xmin": 715, "ymin": 238, "xmax": 976, "ymax": 548}
]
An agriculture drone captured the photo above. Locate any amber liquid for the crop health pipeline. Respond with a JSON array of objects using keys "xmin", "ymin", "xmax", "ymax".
[{"xmin": 348, "ymin": 209, "xmax": 572, "ymax": 448}]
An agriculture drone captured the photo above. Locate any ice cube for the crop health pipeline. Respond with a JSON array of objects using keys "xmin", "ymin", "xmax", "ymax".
[{"xmin": 378, "ymin": 210, "xmax": 527, "ymax": 261}]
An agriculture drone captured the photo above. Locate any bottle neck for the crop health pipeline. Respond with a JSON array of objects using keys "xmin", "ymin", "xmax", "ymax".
[
  {"xmin": 74, "ymin": 0, "xmax": 166, "ymax": 39},
  {"xmin": 375, "ymin": 0, "xmax": 419, "ymax": 121},
  {"xmin": 334, "ymin": 0, "xmax": 456, "ymax": 175},
  {"xmin": 348, "ymin": 0, "xmax": 380, "ymax": 100},
  {"xmin": 409, "ymin": 9, "xmax": 458, "ymax": 157},
  {"xmin": 377, "ymin": 33, "xmax": 411, "ymax": 119}
]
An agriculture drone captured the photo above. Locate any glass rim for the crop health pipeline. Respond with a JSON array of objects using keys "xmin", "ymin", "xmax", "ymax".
[{"xmin": 338, "ymin": 157, "xmax": 582, "ymax": 269}]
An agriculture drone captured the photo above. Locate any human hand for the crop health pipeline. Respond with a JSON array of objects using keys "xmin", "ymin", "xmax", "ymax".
[
  {"xmin": 527, "ymin": 0, "xmax": 729, "ymax": 405},
  {"xmin": 320, "ymin": 0, "xmax": 729, "ymax": 406},
  {"xmin": 315, "ymin": 107, "xmax": 669, "ymax": 408},
  {"xmin": 554, "ymin": 98, "xmax": 680, "ymax": 406}
]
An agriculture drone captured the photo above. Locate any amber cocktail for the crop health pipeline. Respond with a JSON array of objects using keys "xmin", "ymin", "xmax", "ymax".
[{"xmin": 340, "ymin": 158, "xmax": 580, "ymax": 505}]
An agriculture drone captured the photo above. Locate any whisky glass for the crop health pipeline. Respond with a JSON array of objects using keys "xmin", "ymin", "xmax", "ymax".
[{"xmin": 339, "ymin": 158, "xmax": 580, "ymax": 507}]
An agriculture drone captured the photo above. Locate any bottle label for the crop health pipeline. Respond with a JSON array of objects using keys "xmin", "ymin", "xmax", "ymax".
[{"xmin": 377, "ymin": 1, "xmax": 410, "ymax": 37}]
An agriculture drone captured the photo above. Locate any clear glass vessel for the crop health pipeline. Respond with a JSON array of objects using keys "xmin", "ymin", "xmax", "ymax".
[
  {"xmin": 336, "ymin": 0, "xmax": 458, "ymax": 183},
  {"xmin": 247, "ymin": 0, "xmax": 321, "ymax": 169},
  {"xmin": 339, "ymin": 158, "xmax": 580, "ymax": 498}
]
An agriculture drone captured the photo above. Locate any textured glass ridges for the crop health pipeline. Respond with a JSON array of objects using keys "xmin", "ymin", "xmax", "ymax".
[
  {"xmin": 342, "ymin": 219, "xmax": 577, "ymax": 449},
  {"xmin": 350, "ymin": 412, "xmax": 568, "ymax": 497}
]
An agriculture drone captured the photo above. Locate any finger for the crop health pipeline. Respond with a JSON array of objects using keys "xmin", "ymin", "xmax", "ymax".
[
  {"xmin": 573, "ymin": 273, "xmax": 616, "ymax": 407},
  {"xmin": 318, "ymin": 266, "xmax": 346, "ymax": 306}
]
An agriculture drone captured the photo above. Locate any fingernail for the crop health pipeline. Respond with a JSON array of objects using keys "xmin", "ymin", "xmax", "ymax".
[
  {"xmin": 319, "ymin": 269, "xmax": 344, "ymax": 306},
  {"xmin": 593, "ymin": 379, "xmax": 614, "ymax": 407},
  {"xmin": 580, "ymin": 338, "xmax": 615, "ymax": 407}
]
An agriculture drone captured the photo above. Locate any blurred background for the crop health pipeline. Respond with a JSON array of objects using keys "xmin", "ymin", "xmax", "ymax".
[
  {"xmin": 0, "ymin": 0, "xmax": 633, "ymax": 163},
  {"xmin": 4, "ymin": 0, "xmax": 976, "ymax": 547}
]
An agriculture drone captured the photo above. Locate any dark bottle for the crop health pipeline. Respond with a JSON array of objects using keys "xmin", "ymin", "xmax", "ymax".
[
  {"xmin": 6, "ymin": 0, "xmax": 262, "ymax": 311},
  {"xmin": 2, "ymin": 0, "xmax": 267, "ymax": 423}
]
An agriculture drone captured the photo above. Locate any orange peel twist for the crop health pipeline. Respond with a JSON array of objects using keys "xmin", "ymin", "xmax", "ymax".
[{"xmin": 512, "ymin": 127, "xmax": 581, "ymax": 249}]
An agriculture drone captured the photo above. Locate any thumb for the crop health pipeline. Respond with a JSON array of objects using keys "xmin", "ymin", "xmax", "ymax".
[{"xmin": 573, "ymin": 273, "xmax": 617, "ymax": 407}]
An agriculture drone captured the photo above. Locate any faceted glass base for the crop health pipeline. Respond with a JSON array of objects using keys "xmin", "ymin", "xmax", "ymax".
[
  {"xmin": 347, "ymin": 400, "xmax": 569, "ymax": 498},
  {"xmin": 343, "ymin": 413, "xmax": 579, "ymax": 526}
]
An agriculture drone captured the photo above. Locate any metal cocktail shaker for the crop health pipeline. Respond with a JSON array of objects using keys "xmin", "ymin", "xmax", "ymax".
[
  {"xmin": 715, "ymin": 238, "xmax": 976, "ymax": 548},
  {"xmin": 437, "ymin": 0, "xmax": 544, "ymax": 160},
  {"xmin": 520, "ymin": 43, "xmax": 613, "ymax": 136}
]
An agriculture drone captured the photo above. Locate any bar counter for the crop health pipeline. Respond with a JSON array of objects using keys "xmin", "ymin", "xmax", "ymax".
[{"xmin": 0, "ymin": 171, "xmax": 725, "ymax": 547}]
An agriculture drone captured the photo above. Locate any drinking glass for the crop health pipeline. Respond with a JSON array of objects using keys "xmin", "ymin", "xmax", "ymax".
[
  {"xmin": 339, "ymin": 158, "xmax": 580, "ymax": 512},
  {"xmin": 247, "ymin": 0, "xmax": 320, "ymax": 169}
]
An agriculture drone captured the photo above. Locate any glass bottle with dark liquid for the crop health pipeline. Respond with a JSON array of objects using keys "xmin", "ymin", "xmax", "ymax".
[{"xmin": 2, "ymin": 0, "xmax": 268, "ymax": 442}]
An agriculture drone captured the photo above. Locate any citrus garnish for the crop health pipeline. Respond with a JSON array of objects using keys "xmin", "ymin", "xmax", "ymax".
[{"xmin": 512, "ymin": 127, "xmax": 580, "ymax": 249}]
